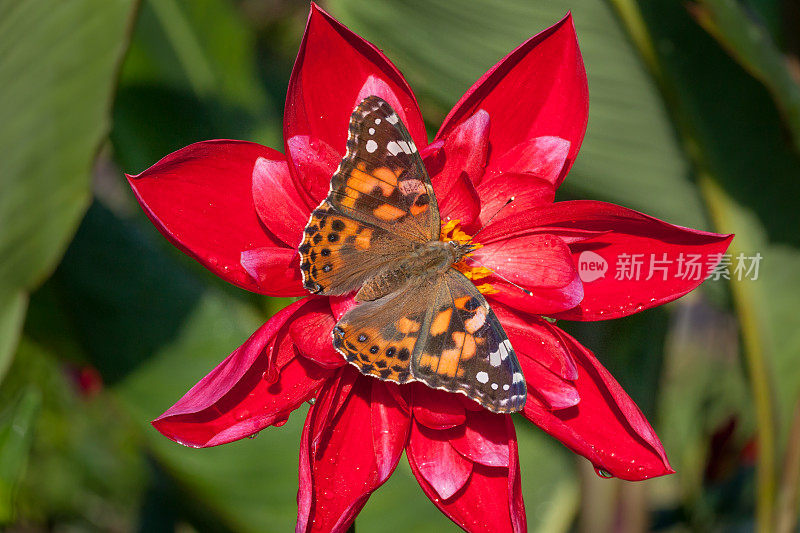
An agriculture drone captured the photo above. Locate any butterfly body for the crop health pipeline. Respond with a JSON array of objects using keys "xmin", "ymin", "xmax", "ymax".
[
  {"xmin": 299, "ymin": 95, "xmax": 527, "ymax": 413},
  {"xmin": 357, "ymin": 240, "xmax": 470, "ymax": 302}
]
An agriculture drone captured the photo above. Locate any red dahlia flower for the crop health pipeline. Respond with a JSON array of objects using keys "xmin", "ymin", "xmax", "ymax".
[{"xmin": 127, "ymin": 5, "xmax": 732, "ymax": 532}]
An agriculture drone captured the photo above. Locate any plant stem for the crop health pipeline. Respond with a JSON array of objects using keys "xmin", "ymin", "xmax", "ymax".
[{"xmin": 776, "ymin": 397, "xmax": 800, "ymax": 533}]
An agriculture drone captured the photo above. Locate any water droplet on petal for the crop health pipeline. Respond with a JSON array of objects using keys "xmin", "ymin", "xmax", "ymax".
[
  {"xmin": 308, "ymin": 397, "xmax": 316, "ymax": 405},
  {"xmin": 594, "ymin": 467, "xmax": 614, "ymax": 479},
  {"xmin": 262, "ymin": 367, "xmax": 279, "ymax": 384}
]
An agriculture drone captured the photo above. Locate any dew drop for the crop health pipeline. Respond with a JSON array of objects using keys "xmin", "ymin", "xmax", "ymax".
[
  {"xmin": 594, "ymin": 467, "xmax": 614, "ymax": 479},
  {"xmin": 308, "ymin": 397, "xmax": 317, "ymax": 405},
  {"xmin": 262, "ymin": 367, "xmax": 279, "ymax": 384}
]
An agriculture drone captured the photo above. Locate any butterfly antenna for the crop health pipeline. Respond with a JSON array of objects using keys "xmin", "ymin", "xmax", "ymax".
[
  {"xmin": 462, "ymin": 255, "xmax": 534, "ymax": 297},
  {"xmin": 466, "ymin": 197, "xmax": 515, "ymax": 246}
]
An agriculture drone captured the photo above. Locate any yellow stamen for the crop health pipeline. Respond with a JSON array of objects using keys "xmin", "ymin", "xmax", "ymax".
[{"xmin": 440, "ymin": 220, "xmax": 495, "ymax": 294}]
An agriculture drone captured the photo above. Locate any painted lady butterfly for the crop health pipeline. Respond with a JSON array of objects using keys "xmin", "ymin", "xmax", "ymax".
[{"xmin": 298, "ymin": 96, "xmax": 526, "ymax": 413}]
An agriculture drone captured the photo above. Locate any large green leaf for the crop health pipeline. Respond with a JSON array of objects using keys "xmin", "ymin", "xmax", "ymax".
[
  {"xmin": 328, "ymin": 0, "xmax": 707, "ymax": 229},
  {"xmin": 0, "ymin": 0, "xmax": 137, "ymax": 374},
  {"xmin": 0, "ymin": 387, "xmax": 41, "ymax": 523},
  {"xmin": 113, "ymin": 0, "xmax": 282, "ymax": 174}
]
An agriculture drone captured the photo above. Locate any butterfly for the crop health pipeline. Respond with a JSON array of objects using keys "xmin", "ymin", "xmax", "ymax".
[{"xmin": 298, "ymin": 95, "xmax": 526, "ymax": 413}]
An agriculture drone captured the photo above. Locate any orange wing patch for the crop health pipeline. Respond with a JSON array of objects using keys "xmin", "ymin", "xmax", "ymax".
[
  {"xmin": 333, "ymin": 320, "xmax": 415, "ymax": 384},
  {"xmin": 299, "ymin": 204, "xmax": 374, "ymax": 294}
]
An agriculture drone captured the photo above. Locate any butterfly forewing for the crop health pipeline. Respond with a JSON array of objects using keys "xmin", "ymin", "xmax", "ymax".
[
  {"xmin": 329, "ymin": 95, "xmax": 439, "ymax": 242},
  {"xmin": 299, "ymin": 96, "xmax": 439, "ymax": 295}
]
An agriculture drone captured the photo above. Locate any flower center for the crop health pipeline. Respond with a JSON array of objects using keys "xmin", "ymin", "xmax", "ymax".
[{"xmin": 440, "ymin": 220, "xmax": 498, "ymax": 295}]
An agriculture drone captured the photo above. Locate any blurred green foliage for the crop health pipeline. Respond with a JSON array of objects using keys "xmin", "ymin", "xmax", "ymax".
[{"xmin": 1, "ymin": 0, "xmax": 799, "ymax": 531}]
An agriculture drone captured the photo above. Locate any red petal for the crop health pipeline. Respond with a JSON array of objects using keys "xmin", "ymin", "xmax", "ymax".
[
  {"xmin": 436, "ymin": 14, "xmax": 588, "ymax": 187},
  {"xmin": 371, "ymin": 382, "xmax": 410, "ymax": 480},
  {"xmin": 309, "ymin": 368, "xmax": 359, "ymax": 449},
  {"xmin": 523, "ymin": 358, "xmax": 580, "ymax": 410},
  {"xmin": 285, "ymin": 135, "xmax": 340, "ymax": 210},
  {"xmin": 521, "ymin": 327, "xmax": 673, "ymax": 480},
  {"xmin": 473, "ymin": 233, "xmax": 584, "ymax": 315},
  {"xmin": 252, "ymin": 155, "xmax": 311, "ymax": 247},
  {"xmin": 297, "ymin": 375, "xmax": 410, "ymax": 532},
  {"xmin": 127, "ymin": 140, "xmax": 291, "ymax": 293},
  {"xmin": 482, "ymin": 200, "xmax": 733, "ymax": 320},
  {"xmin": 409, "ymin": 417, "xmax": 526, "ymax": 532},
  {"xmin": 407, "ymin": 422, "xmax": 472, "ymax": 500},
  {"xmin": 290, "ymin": 302, "xmax": 346, "ymax": 369},
  {"xmin": 476, "ymin": 173, "xmax": 554, "ymax": 226},
  {"xmin": 152, "ymin": 299, "xmax": 330, "ymax": 447},
  {"xmin": 240, "ymin": 247, "xmax": 305, "ymax": 297},
  {"xmin": 285, "ymin": 4, "xmax": 426, "ymax": 190},
  {"xmin": 488, "ymin": 136, "xmax": 570, "ymax": 186},
  {"xmin": 412, "ymin": 385, "xmax": 467, "ymax": 430},
  {"xmin": 493, "ymin": 303, "xmax": 577, "ymax": 380},
  {"xmin": 451, "ymin": 410, "xmax": 510, "ymax": 468},
  {"xmin": 430, "ymin": 110, "xmax": 488, "ymax": 229}
]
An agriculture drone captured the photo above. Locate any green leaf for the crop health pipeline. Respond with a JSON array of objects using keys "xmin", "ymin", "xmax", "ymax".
[
  {"xmin": 113, "ymin": 0, "xmax": 281, "ymax": 173},
  {"xmin": 0, "ymin": 292, "xmax": 27, "ymax": 385},
  {"xmin": 0, "ymin": 388, "xmax": 41, "ymax": 523},
  {"xmin": 690, "ymin": 0, "xmax": 800, "ymax": 154},
  {"xmin": 0, "ymin": 0, "xmax": 137, "ymax": 374},
  {"xmin": 328, "ymin": 0, "xmax": 708, "ymax": 228}
]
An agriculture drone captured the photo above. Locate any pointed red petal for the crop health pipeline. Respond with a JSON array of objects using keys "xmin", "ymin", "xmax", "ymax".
[
  {"xmin": 252, "ymin": 156, "xmax": 311, "ymax": 247},
  {"xmin": 297, "ymin": 375, "xmax": 410, "ymax": 532},
  {"xmin": 430, "ymin": 110, "xmax": 488, "ymax": 229},
  {"xmin": 152, "ymin": 299, "xmax": 330, "ymax": 447},
  {"xmin": 521, "ymin": 327, "xmax": 673, "ymax": 480},
  {"xmin": 451, "ymin": 410, "xmax": 510, "ymax": 468},
  {"xmin": 412, "ymin": 385, "xmax": 467, "ymax": 430},
  {"xmin": 482, "ymin": 200, "xmax": 733, "ymax": 320},
  {"xmin": 407, "ymin": 422, "xmax": 472, "ymax": 500},
  {"xmin": 476, "ymin": 173, "xmax": 554, "ymax": 226},
  {"xmin": 240, "ymin": 247, "xmax": 305, "ymax": 296},
  {"xmin": 493, "ymin": 303, "xmax": 578, "ymax": 380},
  {"xmin": 409, "ymin": 417, "xmax": 526, "ymax": 532},
  {"xmin": 436, "ymin": 14, "xmax": 588, "ymax": 187},
  {"xmin": 285, "ymin": 135, "xmax": 340, "ymax": 210},
  {"xmin": 474, "ymin": 233, "xmax": 584, "ymax": 314},
  {"xmin": 127, "ymin": 140, "xmax": 294, "ymax": 293},
  {"xmin": 285, "ymin": 4, "xmax": 426, "ymax": 193},
  {"xmin": 290, "ymin": 301, "xmax": 346, "ymax": 369}
]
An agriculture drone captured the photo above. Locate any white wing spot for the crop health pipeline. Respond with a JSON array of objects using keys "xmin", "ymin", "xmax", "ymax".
[
  {"xmin": 368, "ymin": 127, "xmax": 375, "ymax": 135},
  {"xmin": 503, "ymin": 384, "xmax": 510, "ymax": 391},
  {"xmin": 374, "ymin": 118, "xmax": 381, "ymax": 124},
  {"xmin": 386, "ymin": 113, "xmax": 399, "ymax": 124},
  {"xmin": 491, "ymin": 383, "xmax": 499, "ymax": 390},
  {"xmin": 512, "ymin": 372, "xmax": 524, "ymax": 383},
  {"xmin": 366, "ymin": 140, "xmax": 378, "ymax": 153},
  {"xmin": 489, "ymin": 350, "xmax": 501, "ymax": 367},
  {"xmin": 476, "ymin": 371, "xmax": 489, "ymax": 384},
  {"xmin": 409, "ymin": 140, "xmax": 417, "ymax": 153},
  {"xmin": 397, "ymin": 140, "xmax": 412, "ymax": 154},
  {"xmin": 386, "ymin": 141, "xmax": 402, "ymax": 156}
]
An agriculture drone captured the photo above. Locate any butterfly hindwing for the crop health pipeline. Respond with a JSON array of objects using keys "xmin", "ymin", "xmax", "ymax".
[
  {"xmin": 411, "ymin": 269, "xmax": 526, "ymax": 413},
  {"xmin": 332, "ymin": 269, "xmax": 526, "ymax": 413},
  {"xmin": 332, "ymin": 283, "xmax": 431, "ymax": 384}
]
